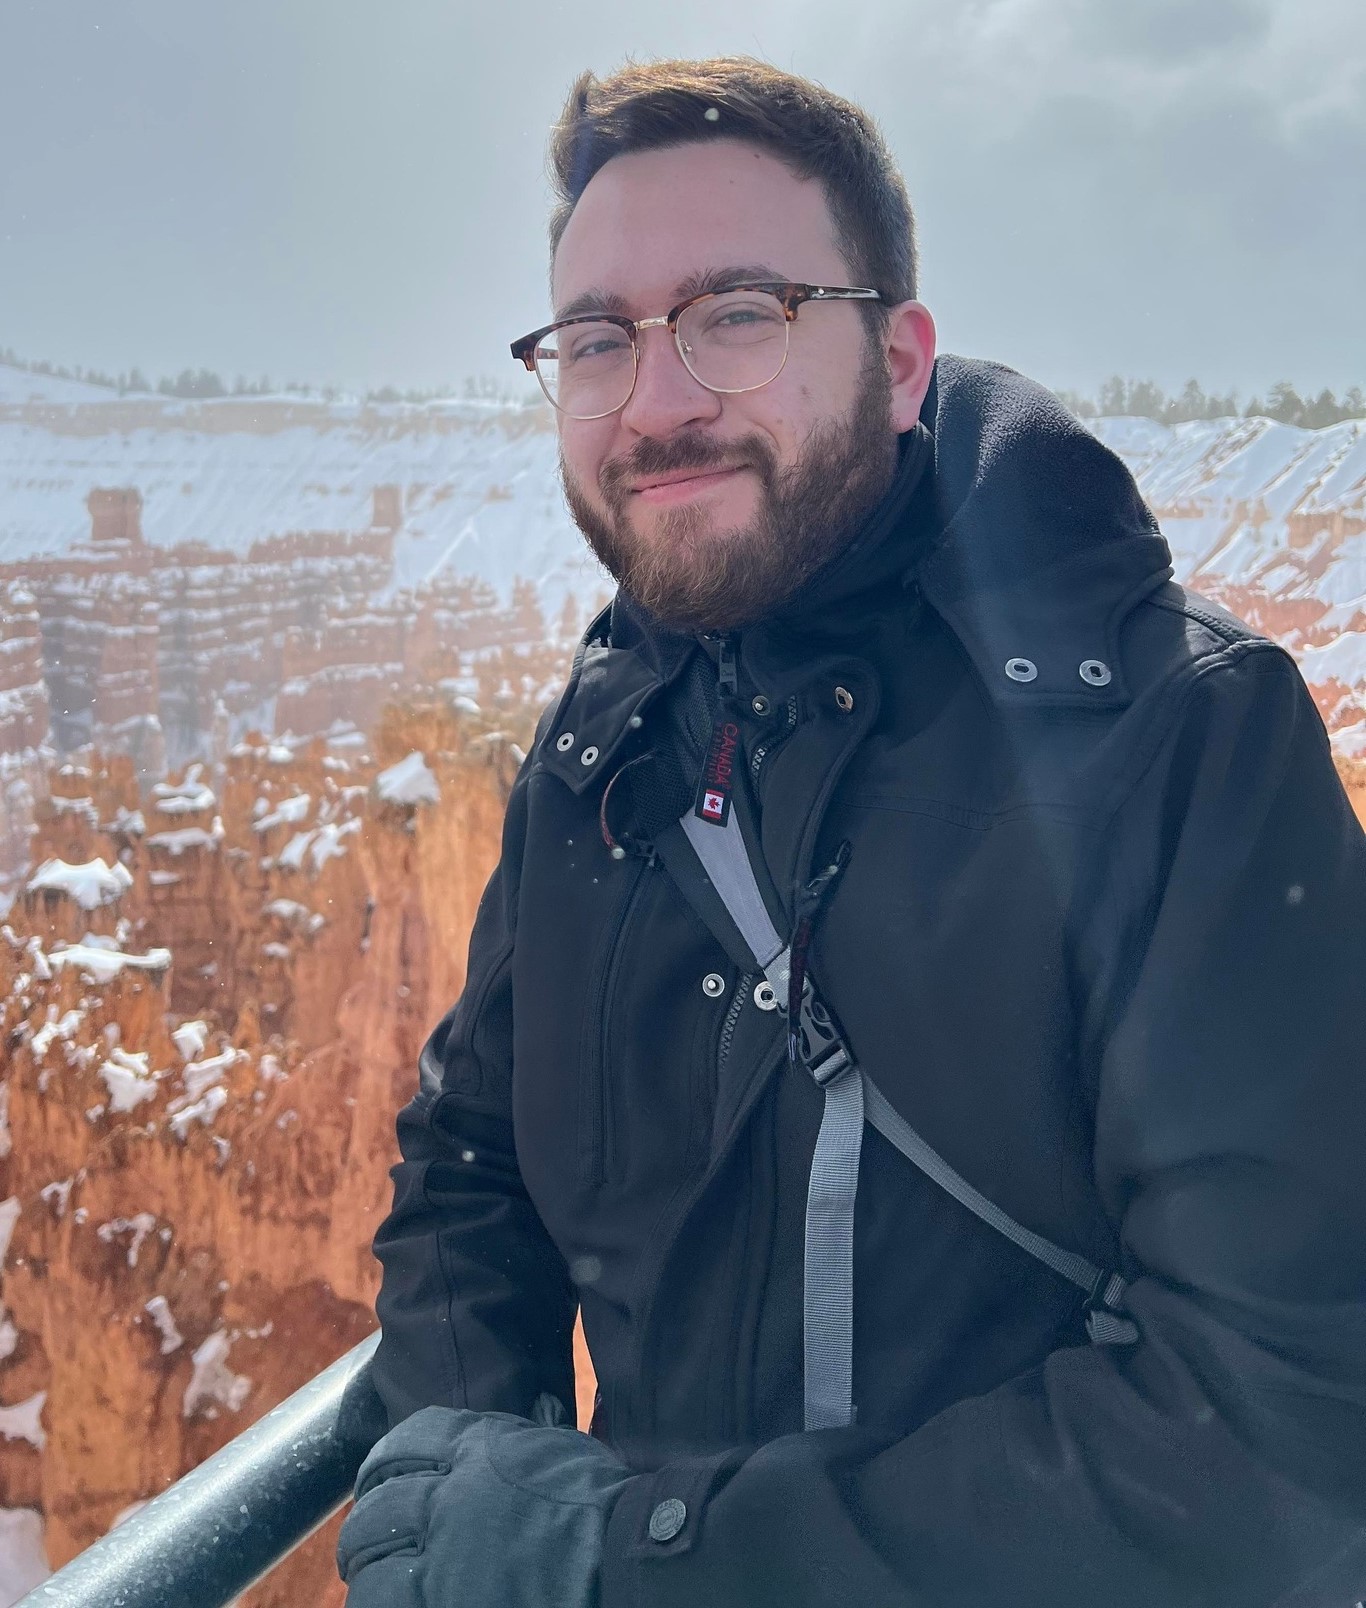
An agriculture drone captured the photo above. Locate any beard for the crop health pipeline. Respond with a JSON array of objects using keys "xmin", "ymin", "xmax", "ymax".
[{"xmin": 559, "ymin": 345, "xmax": 899, "ymax": 634}]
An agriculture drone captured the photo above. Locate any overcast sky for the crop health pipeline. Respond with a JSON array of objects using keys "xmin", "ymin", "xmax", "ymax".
[{"xmin": 3, "ymin": 0, "xmax": 1363, "ymax": 400}]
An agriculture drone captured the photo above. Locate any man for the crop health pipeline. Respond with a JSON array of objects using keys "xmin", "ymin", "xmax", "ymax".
[{"xmin": 338, "ymin": 59, "xmax": 1366, "ymax": 1608}]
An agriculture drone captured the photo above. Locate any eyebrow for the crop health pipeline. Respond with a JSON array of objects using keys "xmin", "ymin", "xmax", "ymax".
[{"xmin": 553, "ymin": 264, "xmax": 786, "ymax": 322}]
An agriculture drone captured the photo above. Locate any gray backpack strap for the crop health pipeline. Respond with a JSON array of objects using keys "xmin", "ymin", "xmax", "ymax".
[
  {"xmin": 681, "ymin": 810, "xmax": 788, "ymax": 989},
  {"xmin": 662, "ymin": 804, "xmax": 1138, "ymax": 1433},
  {"xmin": 678, "ymin": 809, "xmax": 865, "ymax": 1430},
  {"xmin": 802, "ymin": 1056, "xmax": 864, "ymax": 1430},
  {"xmin": 862, "ymin": 1083, "xmax": 1138, "ymax": 1345}
]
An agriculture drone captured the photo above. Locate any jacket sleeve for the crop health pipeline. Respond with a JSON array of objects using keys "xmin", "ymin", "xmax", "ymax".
[
  {"xmin": 369, "ymin": 749, "xmax": 577, "ymax": 1431},
  {"xmin": 600, "ymin": 644, "xmax": 1366, "ymax": 1608}
]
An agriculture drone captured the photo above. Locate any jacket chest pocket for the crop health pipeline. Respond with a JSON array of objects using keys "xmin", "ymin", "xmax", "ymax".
[{"xmin": 575, "ymin": 864, "xmax": 725, "ymax": 1191}]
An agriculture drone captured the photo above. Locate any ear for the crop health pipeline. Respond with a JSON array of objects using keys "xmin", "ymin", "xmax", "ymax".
[{"xmin": 882, "ymin": 301, "xmax": 937, "ymax": 432}]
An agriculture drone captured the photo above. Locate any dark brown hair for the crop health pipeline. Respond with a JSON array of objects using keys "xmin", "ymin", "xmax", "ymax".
[{"xmin": 547, "ymin": 58, "xmax": 918, "ymax": 308}]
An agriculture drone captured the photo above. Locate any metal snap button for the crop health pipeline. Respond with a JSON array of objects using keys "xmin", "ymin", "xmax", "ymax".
[
  {"xmin": 1005, "ymin": 658, "xmax": 1038, "ymax": 683},
  {"xmin": 753, "ymin": 980, "xmax": 779, "ymax": 1011},
  {"xmin": 1079, "ymin": 659, "xmax": 1112, "ymax": 687},
  {"xmin": 556, "ymin": 732, "xmax": 575, "ymax": 752},
  {"xmin": 702, "ymin": 973, "xmax": 726, "ymax": 998},
  {"xmin": 580, "ymin": 745, "xmax": 599, "ymax": 766},
  {"xmin": 648, "ymin": 1498, "xmax": 687, "ymax": 1543},
  {"xmin": 751, "ymin": 694, "xmax": 771, "ymax": 716},
  {"xmin": 834, "ymin": 685, "xmax": 854, "ymax": 712}
]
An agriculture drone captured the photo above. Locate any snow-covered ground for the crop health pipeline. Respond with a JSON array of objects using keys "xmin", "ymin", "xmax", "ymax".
[
  {"xmin": 1091, "ymin": 413, "xmax": 1366, "ymax": 620},
  {"xmin": 1, "ymin": 360, "xmax": 1364, "ymax": 709},
  {"xmin": 0, "ymin": 366, "xmax": 114, "ymax": 406},
  {"xmin": 0, "ymin": 372, "xmax": 600, "ymax": 610}
]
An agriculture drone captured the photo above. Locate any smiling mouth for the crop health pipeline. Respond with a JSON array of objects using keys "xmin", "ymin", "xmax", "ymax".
[{"xmin": 631, "ymin": 467, "xmax": 746, "ymax": 503}]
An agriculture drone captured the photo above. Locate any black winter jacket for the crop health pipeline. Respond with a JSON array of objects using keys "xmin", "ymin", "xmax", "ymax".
[{"xmin": 369, "ymin": 357, "xmax": 1366, "ymax": 1607}]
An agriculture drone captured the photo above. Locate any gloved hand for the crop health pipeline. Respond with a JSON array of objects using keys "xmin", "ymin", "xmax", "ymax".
[{"xmin": 337, "ymin": 1399, "xmax": 634, "ymax": 1608}]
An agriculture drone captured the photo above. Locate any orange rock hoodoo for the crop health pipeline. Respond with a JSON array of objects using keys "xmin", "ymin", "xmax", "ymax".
[{"xmin": 0, "ymin": 704, "xmax": 541, "ymax": 1605}]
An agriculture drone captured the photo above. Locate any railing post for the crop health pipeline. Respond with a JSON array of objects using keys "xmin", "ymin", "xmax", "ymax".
[{"xmin": 18, "ymin": 1330, "xmax": 386, "ymax": 1607}]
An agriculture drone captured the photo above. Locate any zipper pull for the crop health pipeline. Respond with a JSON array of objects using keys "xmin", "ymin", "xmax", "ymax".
[
  {"xmin": 796, "ymin": 841, "xmax": 853, "ymax": 923},
  {"xmin": 716, "ymin": 635, "xmax": 738, "ymax": 698}
]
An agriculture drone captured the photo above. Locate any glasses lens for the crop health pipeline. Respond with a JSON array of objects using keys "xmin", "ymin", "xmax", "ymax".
[
  {"xmin": 535, "ymin": 320, "xmax": 635, "ymax": 419},
  {"xmin": 676, "ymin": 291, "xmax": 788, "ymax": 393}
]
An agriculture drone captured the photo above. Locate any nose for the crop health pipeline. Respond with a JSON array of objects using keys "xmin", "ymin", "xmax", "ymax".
[{"xmin": 618, "ymin": 323, "xmax": 721, "ymax": 437}]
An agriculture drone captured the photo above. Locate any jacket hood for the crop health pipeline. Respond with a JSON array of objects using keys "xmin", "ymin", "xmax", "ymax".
[
  {"xmin": 924, "ymin": 355, "xmax": 1161, "ymax": 574},
  {"xmin": 914, "ymin": 355, "xmax": 1173, "ymax": 710}
]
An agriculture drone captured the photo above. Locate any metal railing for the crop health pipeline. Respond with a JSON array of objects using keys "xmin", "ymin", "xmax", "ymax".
[
  {"xmin": 19, "ymin": 1325, "xmax": 1366, "ymax": 1608},
  {"xmin": 18, "ymin": 1331, "xmax": 385, "ymax": 1607}
]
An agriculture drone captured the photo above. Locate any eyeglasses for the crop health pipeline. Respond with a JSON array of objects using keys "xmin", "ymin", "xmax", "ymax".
[{"xmin": 510, "ymin": 281, "xmax": 882, "ymax": 420}]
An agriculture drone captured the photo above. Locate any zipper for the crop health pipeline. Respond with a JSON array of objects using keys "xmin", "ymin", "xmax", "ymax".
[
  {"xmin": 581, "ymin": 861, "xmax": 649, "ymax": 1186},
  {"xmin": 716, "ymin": 970, "xmax": 753, "ymax": 1084},
  {"xmin": 749, "ymin": 694, "xmax": 799, "ymax": 786},
  {"xmin": 712, "ymin": 969, "xmax": 755, "ymax": 1153}
]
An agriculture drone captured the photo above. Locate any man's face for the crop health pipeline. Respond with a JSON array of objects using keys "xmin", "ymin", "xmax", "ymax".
[{"xmin": 549, "ymin": 139, "xmax": 929, "ymax": 633}]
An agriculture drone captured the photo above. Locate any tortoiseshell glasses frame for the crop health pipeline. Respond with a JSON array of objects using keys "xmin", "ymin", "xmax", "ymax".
[{"xmin": 509, "ymin": 282, "xmax": 882, "ymax": 420}]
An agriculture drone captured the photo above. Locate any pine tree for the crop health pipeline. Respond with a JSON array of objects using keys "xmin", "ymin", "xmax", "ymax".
[
  {"xmin": 1169, "ymin": 380, "xmax": 1207, "ymax": 424},
  {"xmin": 557, "ymin": 594, "xmax": 581, "ymax": 642},
  {"xmin": 1098, "ymin": 376, "xmax": 1128, "ymax": 416},
  {"xmin": 1303, "ymin": 389, "xmax": 1342, "ymax": 428},
  {"xmin": 1265, "ymin": 382, "xmax": 1306, "ymax": 425},
  {"xmin": 510, "ymin": 578, "xmax": 545, "ymax": 642}
]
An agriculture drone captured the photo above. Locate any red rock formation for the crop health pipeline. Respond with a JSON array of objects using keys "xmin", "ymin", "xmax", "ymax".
[
  {"xmin": 1340, "ymin": 757, "xmax": 1366, "ymax": 831},
  {"xmin": 0, "ymin": 584, "xmax": 50, "ymax": 756},
  {"xmin": 0, "ymin": 582, "xmax": 53, "ymax": 916},
  {"xmin": 0, "ymin": 700, "xmax": 543, "ymax": 1603},
  {"xmin": 0, "ymin": 488, "xmax": 588, "ymax": 912}
]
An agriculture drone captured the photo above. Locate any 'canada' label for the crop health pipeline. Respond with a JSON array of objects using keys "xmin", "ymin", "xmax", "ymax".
[{"xmin": 694, "ymin": 718, "xmax": 740, "ymax": 826}]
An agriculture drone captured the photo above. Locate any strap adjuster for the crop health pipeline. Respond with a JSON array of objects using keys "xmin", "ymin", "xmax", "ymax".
[
  {"xmin": 1083, "ymin": 1268, "xmax": 1139, "ymax": 1346},
  {"xmin": 808, "ymin": 1045, "xmax": 852, "ymax": 1087},
  {"xmin": 1085, "ymin": 1268, "xmax": 1126, "ymax": 1312}
]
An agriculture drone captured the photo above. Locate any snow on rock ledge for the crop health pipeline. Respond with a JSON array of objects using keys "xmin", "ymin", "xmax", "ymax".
[
  {"xmin": 0, "ymin": 1391, "xmax": 46, "ymax": 1449},
  {"xmin": 168, "ymin": 1085, "xmax": 229, "ymax": 1140},
  {"xmin": 175, "ymin": 1048, "xmax": 244, "ymax": 1104},
  {"xmin": 375, "ymin": 750, "xmax": 440, "ymax": 807},
  {"xmin": 183, "ymin": 1330, "xmax": 251, "ymax": 1419},
  {"xmin": 145, "ymin": 818, "xmax": 224, "ymax": 856},
  {"xmin": 143, "ymin": 1295, "xmax": 184, "ymax": 1355},
  {"xmin": 26, "ymin": 857, "xmax": 132, "ymax": 910},
  {"xmin": 171, "ymin": 1019, "xmax": 208, "ymax": 1061},
  {"xmin": 96, "ymin": 1214, "xmax": 158, "ymax": 1268},
  {"xmin": 0, "ymin": 1198, "xmax": 21, "ymax": 1263},
  {"xmin": 253, "ymin": 793, "xmax": 311, "ymax": 833},
  {"xmin": 46, "ymin": 943, "xmax": 171, "ymax": 985},
  {"xmin": 151, "ymin": 763, "xmax": 215, "ymax": 816},
  {"xmin": 98, "ymin": 1048, "xmax": 162, "ymax": 1113}
]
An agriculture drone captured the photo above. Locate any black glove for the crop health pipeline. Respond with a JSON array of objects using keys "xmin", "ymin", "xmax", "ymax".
[{"xmin": 337, "ymin": 1400, "xmax": 634, "ymax": 1608}]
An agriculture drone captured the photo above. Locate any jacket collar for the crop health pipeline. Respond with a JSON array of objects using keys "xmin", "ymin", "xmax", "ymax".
[{"xmin": 542, "ymin": 355, "xmax": 1175, "ymax": 793}]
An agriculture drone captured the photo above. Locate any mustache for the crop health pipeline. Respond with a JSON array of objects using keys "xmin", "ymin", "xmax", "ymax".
[{"xmin": 600, "ymin": 431, "xmax": 776, "ymax": 504}]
